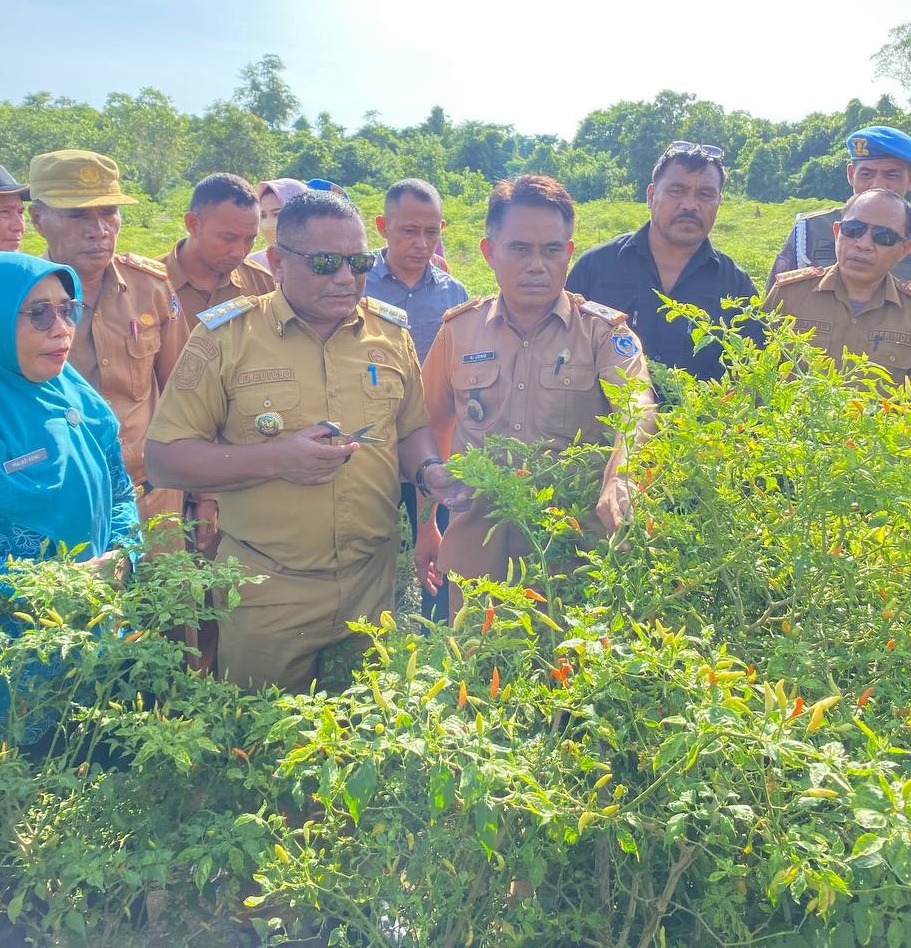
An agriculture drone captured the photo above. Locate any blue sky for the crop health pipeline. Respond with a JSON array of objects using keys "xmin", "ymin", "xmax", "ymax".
[{"xmin": 3, "ymin": 0, "xmax": 909, "ymax": 139}]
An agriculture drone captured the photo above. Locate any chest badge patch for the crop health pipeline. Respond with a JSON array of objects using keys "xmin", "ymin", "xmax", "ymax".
[
  {"xmin": 255, "ymin": 412, "xmax": 284, "ymax": 437},
  {"xmin": 65, "ymin": 407, "xmax": 82, "ymax": 427},
  {"xmin": 368, "ymin": 347, "xmax": 389, "ymax": 365}
]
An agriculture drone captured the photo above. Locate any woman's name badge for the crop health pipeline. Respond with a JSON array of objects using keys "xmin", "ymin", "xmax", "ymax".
[{"xmin": 4, "ymin": 448, "xmax": 48, "ymax": 474}]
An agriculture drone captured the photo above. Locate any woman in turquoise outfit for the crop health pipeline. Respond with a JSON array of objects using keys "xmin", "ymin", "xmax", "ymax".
[{"xmin": 0, "ymin": 252, "xmax": 138, "ymax": 743}]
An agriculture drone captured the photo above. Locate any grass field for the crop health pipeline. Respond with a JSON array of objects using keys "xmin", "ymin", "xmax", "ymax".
[{"xmin": 19, "ymin": 189, "xmax": 834, "ymax": 299}]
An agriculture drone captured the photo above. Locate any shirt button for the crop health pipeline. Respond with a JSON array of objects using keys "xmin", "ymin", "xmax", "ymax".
[
  {"xmin": 513, "ymin": 423, "xmax": 522, "ymax": 431},
  {"xmin": 263, "ymin": 398, "xmax": 272, "ymax": 408},
  {"xmin": 851, "ymin": 318, "xmax": 858, "ymax": 325},
  {"xmin": 890, "ymin": 356, "xmax": 896, "ymax": 363},
  {"xmin": 101, "ymin": 358, "xmax": 109, "ymax": 366},
  {"xmin": 469, "ymin": 376, "xmax": 477, "ymax": 385},
  {"xmin": 523, "ymin": 341, "xmax": 529, "ymax": 348},
  {"xmin": 563, "ymin": 377, "xmax": 571, "ymax": 386},
  {"xmin": 517, "ymin": 382, "xmax": 525, "ymax": 390}
]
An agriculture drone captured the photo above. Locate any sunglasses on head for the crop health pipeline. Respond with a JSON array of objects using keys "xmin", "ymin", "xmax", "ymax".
[
  {"xmin": 276, "ymin": 242, "xmax": 376, "ymax": 275},
  {"xmin": 839, "ymin": 218, "xmax": 908, "ymax": 247},
  {"xmin": 19, "ymin": 299, "xmax": 85, "ymax": 332},
  {"xmin": 664, "ymin": 141, "xmax": 725, "ymax": 161}
]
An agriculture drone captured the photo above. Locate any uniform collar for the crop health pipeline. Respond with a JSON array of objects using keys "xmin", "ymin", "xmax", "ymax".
[
  {"xmin": 486, "ymin": 291, "xmax": 574, "ymax": 329},
  {"xmin": 824, "ymin": 264, "xmax": 902, "ymax": 311},
  {"xmin": 272, "ymin": 286, "xmax": 366, "ymax": 336}
]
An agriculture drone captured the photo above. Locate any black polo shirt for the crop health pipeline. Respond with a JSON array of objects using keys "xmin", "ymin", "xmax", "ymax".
[{"xmin": 566, "ymin": 222, "xmax": 761, "ymax": 381}]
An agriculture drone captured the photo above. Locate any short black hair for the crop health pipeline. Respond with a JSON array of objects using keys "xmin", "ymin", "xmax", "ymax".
[
  {"xmin": 189, "ymin": 173, "xmax": 258, "ymax": 212},
  {"xmin": 384, "ymin": 178, "xmax": 442, "ymax": 214},
  {"xmin": 485, "ymin": 174, "xmax": 574, "ymax": 236},
  {"xmin": 652, "ymin": 152, "xmax": 727, "ymax": 190},
  {"xmin": 277, "ymin": 190, "xmax": 363, "ymax": 241}
]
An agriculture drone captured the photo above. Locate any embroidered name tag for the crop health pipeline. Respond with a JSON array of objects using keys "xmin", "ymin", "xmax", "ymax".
[
  {"xmin": 4, "ymin": 448, "xmax": 48, "ymax": 474},
  {"xmin": 462, "ymin": 351, "xmax": 495, "ymax": 364},
  {"xmin": 234, "ymin": 368, "xmax": 296, "ymax": 386}
]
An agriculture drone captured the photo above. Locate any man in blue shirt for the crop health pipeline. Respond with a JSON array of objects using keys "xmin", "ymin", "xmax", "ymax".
[
  {"xmin": 566, "ymin": 142, "xmax": 760, "ymax": 381},
  {"xmin": 367, "ymin": 179, "xmax": 469, "ymax": 621}
]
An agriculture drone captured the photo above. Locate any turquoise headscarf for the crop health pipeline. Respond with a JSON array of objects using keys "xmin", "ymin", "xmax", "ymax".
[{"xmin": 0, "ymin": 252, "xmax": 122, "ymax": 559}]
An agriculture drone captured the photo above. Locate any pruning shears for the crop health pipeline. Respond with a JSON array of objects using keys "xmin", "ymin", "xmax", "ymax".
[{"xmin": 317, "ymin": 420, "xmax": 386, "ymax": 445}]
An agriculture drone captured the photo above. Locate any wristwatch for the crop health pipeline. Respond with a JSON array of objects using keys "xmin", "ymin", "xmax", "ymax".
[{"xmin": 414, "ymin": 456, "xmax": 444, "ymax": 498}]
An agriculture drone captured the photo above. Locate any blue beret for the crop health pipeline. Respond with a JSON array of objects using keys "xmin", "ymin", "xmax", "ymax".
[
  {"xmin": 305, "ymin": 178, "xmax": 350, "ymax": 201},
  {"xmin": 845, "ymin": 126, "xmax": 911, "ymax": 163}
]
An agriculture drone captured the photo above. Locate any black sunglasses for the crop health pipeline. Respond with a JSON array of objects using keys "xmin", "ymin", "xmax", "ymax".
[
  {"xmin": 275, "ymin": 242, "xmax": 376, "ymax": 275},
  {"xmin": 664, "ymin": 141, "xmax": 725, "ymax": 161},
  {"xmin": 839, "ymin": 218, "xmax": 908, "ymax": 247},
  {"xmin": 19, "ymin": 299, "xmax": 85, "ymax": 332}
]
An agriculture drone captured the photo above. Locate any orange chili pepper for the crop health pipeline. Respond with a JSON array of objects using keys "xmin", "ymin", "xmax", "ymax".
[
  {"xmin": 481, "ymin": 606, "xmax": 495, "ymax": 635},
  {"xmin": 550, "ymin": 660, "xmax": 571, "ymax": 687},
  {"xmin": 489, "ymin": 666, "xmax": 500, "ymax": 699},
  {"xmin": 231, "ymin": 747, "xmax": 249, "ymax": 760},
  {"xmin": 845, "ymin": 439, "xmax": 857, "ymax": 449},
  {"xmin": 457, "ymin": 681, "xmax": 468, "ymax": 709},
  {"xmin": 788, "ymin": 696, "xmax": 805, "ymax": 720},
  {"xmin": 857, "ymin": 687, "xmax": 874, "ymax": 708},
  {"xmin": 524, "ymin": 587, "xmax": 547, "ymax": 603},
  {"xmin": 645, "ymin": 467, "xmax": 654, "ymax": 486},
  {"xmin": 566, "ymin": 515, "xmax": 581, "ymax": 533},
  {"xmin": 515, "ymin": 468, "xmax": 531, "ymax": 477},
  {"xmin": 886, "ymin": 638, "xmax": 896, "ymax": 651},
  {"xmin": 123, "ymin": 630, "xmax": 144, "ymax": 644}
]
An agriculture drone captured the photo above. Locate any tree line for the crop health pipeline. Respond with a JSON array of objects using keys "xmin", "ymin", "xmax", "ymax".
[{"xmin": 2, "ymin": 50, "xmax": 910, "ymax": 206}]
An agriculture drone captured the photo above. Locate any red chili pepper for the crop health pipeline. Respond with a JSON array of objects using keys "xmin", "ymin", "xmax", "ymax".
[
  {"xmin": 481, "ymin": 606, "xmax": 495, "ymax": 635},
  {"xmin": 489, "ymin": 666, "xmax": 500, "ymax": 699},
  {"xmin": 550, "ymin": 660, "xmax": 571, "ymax": 687},
  {"xmin": 788, "ymin": 696, "xmax": 805, "ymax": 720},
  {"xmin": 857, "ymin": 687, "xmax": 874, "ymax": 707}
]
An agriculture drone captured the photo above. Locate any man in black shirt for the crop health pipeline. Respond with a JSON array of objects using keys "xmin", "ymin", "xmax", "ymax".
[{"xmin": 566, "ymin": 142, "xmax": 760, "ymax": 381}]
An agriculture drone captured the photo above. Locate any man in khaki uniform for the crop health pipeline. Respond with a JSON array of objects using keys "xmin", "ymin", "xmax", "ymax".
[
  {"xmin": 160, "ymin": 173, "xmax": 274, "ymax": 326},
  {"xmin": 766, "ymin": 126, "xmax": 911, "ymax": 293},
  {"xmin": 28, "ymin": 149, "xmax": 190, "ymax": 522},
  {"xmin": 764, "ymin": 188, "xmax": 911, "ymax": 385},
  {"xmin": 418, "ymin": 175, "xmax": 656, "ymax": 616},
  {"xmin": 145, "ymin": 191, "xmax": 468, "ymax": 693}
]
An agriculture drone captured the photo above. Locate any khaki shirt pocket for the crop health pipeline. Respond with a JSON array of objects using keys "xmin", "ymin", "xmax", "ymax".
[
  {"xmin": 126, "ymin": 327, "xmax": 162, "ymax": 401},
  {"xmin": 452, "ymin": 364, "xmax": 500, "ymax": 432},
  {"xmin": 234, "ymin": 382, "xmax": 304, "ymax": 441},
  {"xmin": 536, "ymin": 362, "xmax": 599, "ymax": 440},
  {"xmin": 361, "ymin": 371, "xmax": 404, "ymax": 429}
]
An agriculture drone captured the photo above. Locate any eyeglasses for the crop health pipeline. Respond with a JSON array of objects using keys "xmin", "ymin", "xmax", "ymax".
[
  {"xmin": 664, "ymin": 141, "xmax": 725, "ymax": 161},
  {"xmin": 275, "ymin": 242, "xmax": 376, "ymax": 275},
  {"xmin": 19, "ymin": 299, "xmax": 85, "ymax": 331},
  {"xmin": 839, "ymin": 218, "xmax": 908, "ymax": 247}
]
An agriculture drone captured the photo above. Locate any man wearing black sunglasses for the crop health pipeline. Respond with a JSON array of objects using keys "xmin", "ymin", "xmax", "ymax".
[
  {"xmin": 763, "ymin": 188, "xmax": 911, "ymax": 384},
  {"xmin": 146, "ymin": 190, "xmax": 469, "ymax": 694},
  {"xmin": 766, "ymin": 126, "xmax": 911, "ymax": 293},
  {"xmin": 566, "ymin": 141, "xmax": 761, "ymax": 381}
]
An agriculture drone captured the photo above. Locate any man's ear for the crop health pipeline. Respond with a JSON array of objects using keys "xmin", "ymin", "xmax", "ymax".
[
  {"xmin": 185, "ymin": 211, "xmax": 199, "ymax": 238},
  {"xmin": 480, "ymin": 236, "xmax": 494, "ymax": 267},
  {"xmin": 375, "ymin": 214, "xmax": 387, "ymax": 240},
  {"xmin": 646, "ymin": 183, "xmax": 655, "ymax": 209}
]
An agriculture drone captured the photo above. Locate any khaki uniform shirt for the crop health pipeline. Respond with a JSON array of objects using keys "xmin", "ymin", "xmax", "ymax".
[
  {"xmin": 160, "ymin": 239, "xmax": 274, "ymax": 326},
  {"xmin": 764, "ymin": 265, "xmax": 911, "ymax": 384},
  {"xmin": 421, "ymin": 291, "xmax": 651, "ymax": 582},
  {"xmin": 65, "ymin": 252, "xmax": 190, "ymax": 498},
  {"xmin": 148, "ymin": 290, "xmax": 429, "ymax": 571}
]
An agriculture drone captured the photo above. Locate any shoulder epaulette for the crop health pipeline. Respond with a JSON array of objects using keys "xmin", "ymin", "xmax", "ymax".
[
  {"xmin": 120, "ymin": 252, "xmax": 169, "ymax": 279},
  {"xmin": 578, "ymin": 298, "xmax": 629, "ymax": 326},
  {"xmin": 244, "ymin": 256, "xmax": 272, "ymax": 275},
  {"xmin": 365, "ymin": 297, "xmax": 409, "ymax": 329},
  {"xmin": 443, "ymin": 296, "xmax": 491, "ymax": 322},
  {"xmin": 198, "ymin": 295, "xmax": 256, "ymax": 330},
  {"xmin": 774, "ymin": 266, "xmax": 825, "ymax": 287},
  {"xmin": 795, "ymin": 207, "xmax": 840, "ymax": 223}
]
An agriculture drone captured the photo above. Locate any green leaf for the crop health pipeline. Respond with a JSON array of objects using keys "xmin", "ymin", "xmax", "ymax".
[
  {"xmin": 343, "ymin": 760, "xmax": 378, "ymax": 826},
  {"xmin": 474, "ymin": 801, "xmax": 499, "ymax": 858},
  {"xmin": 887, "ymin": 918, "xmax": 906, "ymax": 948},
  {"xmin": 429, "ymin": 762, "xmax": 456, "ymax": 817}
]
